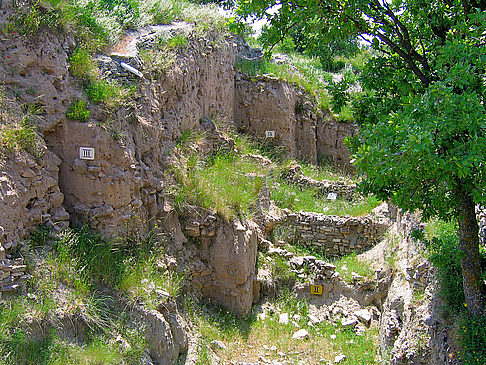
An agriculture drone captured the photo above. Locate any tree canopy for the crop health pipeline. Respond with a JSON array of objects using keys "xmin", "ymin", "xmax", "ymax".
[{"xmin": 235, "ymin": 0, "xmax": 486, "ymax": 315}]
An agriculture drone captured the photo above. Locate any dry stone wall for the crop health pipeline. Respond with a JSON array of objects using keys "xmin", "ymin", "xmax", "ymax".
[
  {"xmin": 0, "ymin": 148, "xmax": 67, "ymax": 294},
  {"xmin": 0, "ymin": 257, "xmax": 28, "ymax": 294},
  {"xmin": 284, "ymin": 163, "xmax": 356, "ymax": 200},
  {"xmin": 283, "ymin": 211, "xmax": 388, "ymax": 257}
]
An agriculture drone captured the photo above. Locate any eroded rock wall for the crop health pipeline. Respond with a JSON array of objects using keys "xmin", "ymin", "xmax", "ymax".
[
  {"xmin": 234, "ymin": 73, "xmax": 356, "ymax": 169},
  {"xmin": 183, "ymin": 214, "xmax": 259, "ymax": 316},
  {"xmin": 0, "ymin": 15, "xmax": 239, "ymax": 237},
  {"xmin": 377, "ymin": 212, "xmax": 458, "ymax": 365},
  {"xmin": 234, "ymin": 74, "xmax": 319, "ymax": 164}
]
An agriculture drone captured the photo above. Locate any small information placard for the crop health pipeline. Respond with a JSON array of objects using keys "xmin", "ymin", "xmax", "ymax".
[
  {"xmin": 310, "ymin": 284, "xmax": 323, "ymax": 296},
  {"xmin": 265, "ymin": 130, "xmax": 276, "ymax": 138},
  {"xmin": 79, "ymin": 147, "xmax": 95, "ymax": 160},
  {"xmin": 327, "ymin": 192, "xmax": 337, "ymax": 200}
]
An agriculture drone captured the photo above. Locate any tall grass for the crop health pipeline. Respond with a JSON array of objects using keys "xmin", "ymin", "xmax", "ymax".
[
  {"xmin": 0, "ymin": 224, "xmax": 167, "ymax": 364},
  {"xmin": 0, "ymin": 95, "xmax": 44, "ymax": 158},
  {"xmin": 5, "ymin": 0, "xmax": 227, "ymax": 51},
  {"xmin": 172, "ymin": 151, "xmax": 265, "ymax": 219},
  {"xmin": 236, "ymin": 56, "xmax": 333, "ymax": 112}
]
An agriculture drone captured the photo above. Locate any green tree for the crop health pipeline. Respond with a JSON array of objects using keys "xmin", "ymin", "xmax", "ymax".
[{"xmin": 236, "ymin": 0, "xmax": 486, "ymax": 315}]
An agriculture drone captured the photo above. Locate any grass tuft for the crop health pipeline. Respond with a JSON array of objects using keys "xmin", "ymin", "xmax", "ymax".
[{"xmin": 66, "ymin": 99, "xmax": 90, "ymax": 121}]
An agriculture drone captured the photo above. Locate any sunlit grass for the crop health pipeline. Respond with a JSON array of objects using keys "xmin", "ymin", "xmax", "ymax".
[
  {"xmin": 188, "ymin": 289, "xmax": 378, "ymax": 364},
  {"xmin": 236, "ymin": 56, "xmax": 334, "ymax": 112},
  {"xmin": 172, "ymin": 151, "xmax": 265, "ymax": 219},
  {"xmin": 270, "ymin": 180, "xmax": 380, "ymax": 216}
]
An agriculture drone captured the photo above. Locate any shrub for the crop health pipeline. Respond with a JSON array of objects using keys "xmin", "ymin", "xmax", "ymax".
[
  {"xmin": 419, "ymin": 219, "xmax": 486, "ymax": 364},
  {"xmin": 66, "ymin": 99, "xmax": 90, "ymax": 121}
]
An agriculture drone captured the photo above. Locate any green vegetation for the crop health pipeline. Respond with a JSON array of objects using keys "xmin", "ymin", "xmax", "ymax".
[
  {"xmin": 170, "ymin": 128, "xmax": 379, "ymax": 219},
  {"xmin": 235, "ymin": 55, "xmax": 334, "ymax": 112},
  {"xmin": 4, "ymin": 0, "xmax": 227, "ymax": 51},
  {"xmin": 66, "ymin": 99, "xmax": 90, "ymax": 121},
  {"xmin": 270, "ymin": 181, "xmax": 380, "ymax": 216},
  {"xmin": 171, "ymin": 150, "xmax": 265, "ymax": 219},
  {"xmin": 0, "ymin": 96, "xmax": 43, "ymax": 158},
  {"xmin": 299, "ymin": 162, "xmax": 353, "ymax": 183},
  {"xmin": 238, "ymin": 0, "xmax": 486, "ymax": 317},
  {"xmin": 235, "ymin": 51, "xmax": 363, "ymax": 121},
  {"xmin": 333, "ymin": 252, "xmax": 373, "ymax": 282},
  {"xmin": 283, "ymin": 243, "xmax": 374, "ymax": 283},
  {"xmin": 415, "ymin": 219, "xmax": 486, "ymax": 364},
  {"xmin": 0, "ymin": 122, "xmax": 38, "ymax": 156},
  {"xmin": 68, "ymin": 48, "xmax": 133, "ymax": 107},
  {"xmin": 189, "ymin": 289, "xmax": 378, "ymax": 364},
  {"xmin": 0, "ymin": 224, "xmax": 179, "ymax": 364}
]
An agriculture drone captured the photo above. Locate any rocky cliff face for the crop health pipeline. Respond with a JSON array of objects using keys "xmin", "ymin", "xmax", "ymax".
[
  {"xmin": 234, "ymin": 74, "xmax": 356, "ymax": 168},
  {"xmin": 375, "ymin": 212, "xmax": 458, "ymax": 365},
  {"xmin": 0, "ymin": 14, "xmax": 355, "ymax": 241}
]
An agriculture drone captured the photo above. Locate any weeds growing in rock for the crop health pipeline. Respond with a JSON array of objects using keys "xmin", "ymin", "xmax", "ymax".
[
  {"xmin": 68, "ymin": 48, "xmax": 133, "ymax": 107},
  {"xmin": 270, "ymin": 180, "xmax": 380, "ymax": 217},
  {"xmin": 0, "ymin": 224, "xmax": 171, "ymax": 364},
  {"xmin": 66, "ymin": 99, "xmax": 90, "ymax": 121},
  {"xmin": 5, "ymin": 0, "xmax": 227, "ymax": 52}
]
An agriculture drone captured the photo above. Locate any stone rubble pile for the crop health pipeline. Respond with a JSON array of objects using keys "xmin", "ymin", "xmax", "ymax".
[
  {"xmin": 284, "ymin": 211, "xmax": 388, "ymax": 257},
  {"xmin": 0, "ymin": 254, "xmax": 28, "ymax": 293},
  {"xmin": 284, "ymin": 163, "xmax": 356, "ymax": 200}
]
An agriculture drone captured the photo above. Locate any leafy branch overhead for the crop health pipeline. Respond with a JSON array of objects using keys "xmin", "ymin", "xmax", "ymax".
[{"xmin": 236, "ymin": 0, "xmax": 486, "ymax": 315}]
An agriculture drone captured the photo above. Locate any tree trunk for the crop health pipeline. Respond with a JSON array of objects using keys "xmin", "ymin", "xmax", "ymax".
[{"xmin": 456, "ymin": 187, "xmax": 485, "ymax": 315}]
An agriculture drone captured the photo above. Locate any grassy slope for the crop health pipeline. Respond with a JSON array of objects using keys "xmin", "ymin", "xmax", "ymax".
[{"xmin": 170, "ymin": 129, "xmax": 380, "ymax": 219}]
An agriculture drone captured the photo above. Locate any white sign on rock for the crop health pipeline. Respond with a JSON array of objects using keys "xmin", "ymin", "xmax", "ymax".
[
  {"xmin": 327, "ymin": 192, "xmax": 337, "ymax": 200},
  {"xmin": 265, "ymin": 130, "xmax": 276, "ymax": 138},
  {"xmin": 79, "ymin": 147, "xmax": 95, "ymax": 160}
]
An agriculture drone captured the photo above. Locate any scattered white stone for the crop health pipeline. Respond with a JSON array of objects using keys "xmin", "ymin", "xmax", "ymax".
[
  {"xmin": 279, "ymin": 313, "xmax": 289, "ymax": 324},
  {"xmin": 341, "ymin": 317, "xmax": 357, "ymax": 328},
  {"xmin": 307, "ymin": 314, "xmax": 321, "ymax": 324},
  {"xmin": 155, "ymin": 289, "xmax": 170, "ymax": 298},
  {"xmin": 292, "ymin": 329, "xmax": 309, "ymax": 339},
  {"xmin": 330, "ymin": 334, "xmax": 337, "ymax": 340},
  {"xmin": 270, "ymin": 346, "xmax": 277, "ymax": 352},
  {"xmin": 355, "ymin": 309, "xmax": 371, "ymax": 324},
  {"xmin": 293, "ymin": 314, "xmax": 301, "ymax": 321},
  {"xmin": 351, "ymin": 272, "xmax": 364, "ymax": 281},
  {"xmin": 332, "ymin": 306, "xmax": 342, "ymax": 316},
  {"xmin": 334, "ymin": 354, "xmax": 346, "ymax": 363},
  {"xmin": 355, "ymin": 324, "xmax": 366, "ymax": 336},
  {"xmin": 257, "ymin": 313, "xmax": 266, "ymax": 321},
  {"xmin": 210, "ymin": 340, "xmax": 226, "ymax": 350}
]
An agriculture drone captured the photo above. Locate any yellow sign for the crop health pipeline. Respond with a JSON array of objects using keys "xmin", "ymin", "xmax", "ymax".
[{"xmin": 310, "ymin": 284, "xmax": 323, "ymax": 295}]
